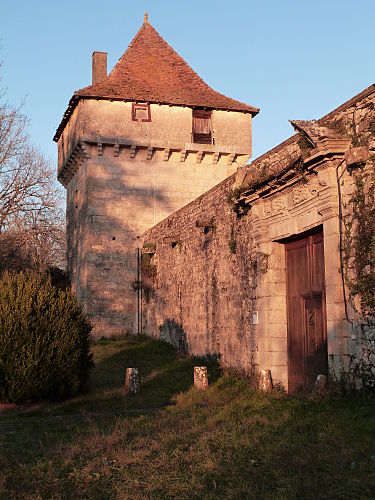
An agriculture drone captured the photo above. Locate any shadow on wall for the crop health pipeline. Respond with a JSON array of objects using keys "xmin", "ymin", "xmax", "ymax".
[
  {"xmin": 159, "ymin": 319, "xmax": 188, "ymax": 354},
  {"xmin": 69, "ymin": 161, "xmax": 175, "ymax": 335}
]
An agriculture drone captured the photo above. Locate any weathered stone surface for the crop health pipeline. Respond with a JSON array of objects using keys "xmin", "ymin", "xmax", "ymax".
[
  {"xmin": 345, "ymin": 146, "xmax": 369, "ymax": 166},
  {"xmin": 141, "ymin": 85, "xmax": 375, "ymax": 391},
  {"xmin": 259, "ymin": 370, "xmax": 273, "ymax": 392},
  {"xmin": 125, "ymin": 368, "xmax": 140, "ymax": 393},
  {"xmin": 57, "ymin": 20, "xmax": 375, "ymax": 395},
  {"xmin": 194, "ymin": 367, "xmax": 208, "ymax": 389},
  {"xmin": 57, "ymin": 20, "xmax": 255, "ymax": 339}
]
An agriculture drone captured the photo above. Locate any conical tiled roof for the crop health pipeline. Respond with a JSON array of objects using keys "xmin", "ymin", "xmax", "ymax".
[{"xmin": 54, "ymin": 19, "xmax": 258, "ymax": 141}]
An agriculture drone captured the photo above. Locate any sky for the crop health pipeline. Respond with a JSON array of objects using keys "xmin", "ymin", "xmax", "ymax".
[{"xmin": 1, "ymin": 0, "xmax": 374, "ymax": 168}]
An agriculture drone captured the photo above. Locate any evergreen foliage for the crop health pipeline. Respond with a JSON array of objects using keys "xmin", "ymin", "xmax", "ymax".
[{"xmin": 0, "ymin": 271, "xmax": 93, "ymax": 403}]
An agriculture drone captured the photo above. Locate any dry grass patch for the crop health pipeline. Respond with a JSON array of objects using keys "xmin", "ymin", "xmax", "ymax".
[{"xmin": 1, "ymin": 336, "xmax": 375, "ymax": 498}]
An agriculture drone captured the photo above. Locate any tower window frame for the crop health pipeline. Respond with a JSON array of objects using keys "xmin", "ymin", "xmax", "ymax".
[
  {"xmin": 192, "ymin": 108, "xmax": 213, "ymax": 144},
  {"xmin": 132, "ymin": 102, "xmax": 151, "ymax": 122}
]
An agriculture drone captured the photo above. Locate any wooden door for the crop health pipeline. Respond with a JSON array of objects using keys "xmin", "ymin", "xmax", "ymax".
[{"xmin": 285, "ymin": 229, "xmax": 327, "ymax": 394}]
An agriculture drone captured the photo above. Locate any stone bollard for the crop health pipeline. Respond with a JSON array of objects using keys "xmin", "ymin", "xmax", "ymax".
[
  {"xmin": 258, "ymin": 369, "xmax": 273, "ymax": 391},
  {"xmin": 194, "ymin": 366, "xmax": 208, "ymax": 389},
  {"xmin": 315, "ymin": 374, "xmax": 327, "ymax": 395},
  {"xmin": 125, "ymin": 368, "xmax": 140, "ymax": 394}
]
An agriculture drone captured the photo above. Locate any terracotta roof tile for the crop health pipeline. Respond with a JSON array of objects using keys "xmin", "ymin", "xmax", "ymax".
[{"xmin": 54, "ymin": 21, "xmax": 259, "ymax": 142}]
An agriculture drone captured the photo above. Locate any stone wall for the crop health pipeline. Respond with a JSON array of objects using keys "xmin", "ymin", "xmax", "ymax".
[
  {"xmin": 141, "ymin": 84, "xmax": 375, "ymax": 390},
  {"xmin": 142, "ymin": 174, "xmax": 288, "ymax": 384}
]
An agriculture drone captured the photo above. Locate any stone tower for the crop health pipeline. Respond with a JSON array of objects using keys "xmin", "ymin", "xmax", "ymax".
[{"xmin": 54, "ymin": 16, "xmax": 259, "ymax": 337}]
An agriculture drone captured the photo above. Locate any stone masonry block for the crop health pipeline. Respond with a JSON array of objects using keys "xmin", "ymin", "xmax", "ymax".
[{"xmin": 194, "ymin": 366, "xmax": 208, "ymax": 389}]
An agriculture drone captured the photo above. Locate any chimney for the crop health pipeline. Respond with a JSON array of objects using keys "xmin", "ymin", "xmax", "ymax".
[{"xmin": 92, "ymin": 51, "xmax": 107, "ymax": 85}]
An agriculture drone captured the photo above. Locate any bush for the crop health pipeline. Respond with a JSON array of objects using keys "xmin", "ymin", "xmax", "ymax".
[{"xmin": 0, "ymin": 271, "xmax": 93, "ymax": 403}]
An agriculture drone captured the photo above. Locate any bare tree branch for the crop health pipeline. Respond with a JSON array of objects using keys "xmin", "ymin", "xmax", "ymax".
[{"xmin": 0, "ymin": 68, "xmax": 65, "ymax": 272}]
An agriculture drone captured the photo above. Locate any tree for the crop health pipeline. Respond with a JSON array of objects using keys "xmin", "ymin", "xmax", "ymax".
[{"xmin": 0, "ymin": 80, "xmax": 65, "ymax": 273}]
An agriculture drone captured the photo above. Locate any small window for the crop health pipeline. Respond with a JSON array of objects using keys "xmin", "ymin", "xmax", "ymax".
[
  {"xmin": 193, "ymin": 109, "xmax": 212, "ymax": 144},
  {"xmin": 132, "ymin": 103, "xmax": 151, "ymax": 122}
]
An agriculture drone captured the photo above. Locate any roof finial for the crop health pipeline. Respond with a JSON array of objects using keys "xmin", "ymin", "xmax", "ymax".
[{"xmin": 144, "ymin": 12, "xmax": 148, "ymax": 23}]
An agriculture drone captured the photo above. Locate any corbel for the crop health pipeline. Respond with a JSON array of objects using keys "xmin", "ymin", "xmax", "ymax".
[
  {"xmin": 130, "ymin": 144, "xmax": 136, "ymax": 159},
  {"xmin": 71, "ymin": 151, "xmax": 83, "ymax": 167},
  {"xmin": 227, "ymin": 153, "xmax": 235, "ymax": 166},
  {"xmin": 80, "ymin": 142, "xmax": 91, "ymax": 159},
  {"xmin": 163, "ymin": 148, "xmax": 170, "ymax": 161},
  {"xmin": 196, "ymin": 151, "xmax": 203, "ymax": 164},
  {"xmin": 113, "ymin": 143, "xmax": 120, "ymax": 157},
  {"xmin": 213, "ymin": 152, "xmax": 220, "ymax": 164},
  {"xmin": 147, "ymin": 147, "xmax": 153, "ymax": 160},
  {"xmin": 180, "ymin": 149, "xmax": 186, "ymax": 162},
  {"xmin": 97, "ymin": 142, "xmax": 103, "ymax": 156}
]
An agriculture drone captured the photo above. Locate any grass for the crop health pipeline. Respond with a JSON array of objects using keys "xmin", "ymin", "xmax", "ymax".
[{"xmin": 1, "ymin": 335, "xmax": 375, "ymax": 499}]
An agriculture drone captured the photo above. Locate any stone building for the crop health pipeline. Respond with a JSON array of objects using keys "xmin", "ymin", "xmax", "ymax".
[
  {"xmin": 54, "ymin": 15, "xmax": 258, "ymax": 336},
  {"xmin": 55, "ymin": 16, "xmax": 375, "ymax": 392},
  {"xmin": 142, "ymin": 84, "xmax": 375, "ymax": 393}
]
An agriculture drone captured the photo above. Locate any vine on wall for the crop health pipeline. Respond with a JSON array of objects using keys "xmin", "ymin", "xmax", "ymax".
[
  {"xmin": 343, "ymin": 160, "xmax": 375, "ymax": 319},
  {"xmin": 131, "ymin": 250, "xmax": 157, "ymax": 302}
]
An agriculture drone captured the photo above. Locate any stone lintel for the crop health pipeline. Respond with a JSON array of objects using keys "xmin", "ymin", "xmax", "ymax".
[
  {"xmin": 163, "ymin": 236, "xmax": 180, "ymax": 244},
  {"xmin": 195, "ymin": 218, "xmax": 214, "ymax": 228}
]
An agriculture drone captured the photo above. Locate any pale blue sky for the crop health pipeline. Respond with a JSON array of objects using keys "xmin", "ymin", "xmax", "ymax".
[{"xmin": 1, "ymin": 0, "xmax": 374, "ymax": 165}]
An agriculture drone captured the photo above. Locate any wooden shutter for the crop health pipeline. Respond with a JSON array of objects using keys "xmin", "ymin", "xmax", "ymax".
[{"xmin": 193, "ymin": 109, "xmax": 212, "ymax": 144}]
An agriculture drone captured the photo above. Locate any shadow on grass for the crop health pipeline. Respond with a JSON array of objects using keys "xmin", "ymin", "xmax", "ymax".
[
  {"xmin": 7, "ymin": 335, "xmax": 203, "ymax": 417},
  {"xmin": 0, "ymin": 335, "xmax": 223, "ymax": 419},
  {"xmin": 1, "ymin": 337, "xmax": 375, "ymax": 498}
]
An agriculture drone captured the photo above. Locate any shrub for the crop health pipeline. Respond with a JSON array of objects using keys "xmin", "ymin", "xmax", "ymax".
[
  {"xmin": 46, "ymin": 266, "xmax": 71, "ymax": 291},
  {"xmin": 0, "ymin": 271, "xmax": 93, "ymax": 403}
]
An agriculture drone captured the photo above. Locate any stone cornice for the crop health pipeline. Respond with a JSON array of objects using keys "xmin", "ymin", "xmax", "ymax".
[
  {"xmin": 235, "ymin": 139, "xmax": 350, "ymax": 210},
  {"xmin": 58, "ymin": 135, "xmax": 251, "ymax": 187},
  {"xmin": 303, "ymin": 139, "xmax": 350, "ymax": 166},
  {"xmin": 80, "ymin": 135, "xmax": 249, "ymax": 156}
]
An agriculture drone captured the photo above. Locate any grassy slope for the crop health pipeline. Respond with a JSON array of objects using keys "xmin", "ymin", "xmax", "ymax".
[{"xmin": 1, "ymin": 336, "xmax": 375, "ymax": 499}]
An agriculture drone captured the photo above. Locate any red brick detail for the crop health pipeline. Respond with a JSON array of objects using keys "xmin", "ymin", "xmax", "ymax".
[{"xmin": 132, "ymin": 102, "xmax": 151, "ymax": 122}]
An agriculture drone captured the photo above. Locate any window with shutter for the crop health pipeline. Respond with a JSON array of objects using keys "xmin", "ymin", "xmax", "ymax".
[
  {"xmin": 192, "ymin": 109, "xmax": 212, "ymax": 144},
  {"xmin": 132, "ymin": 103, "xmax": 151, "ymax": 122}
]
